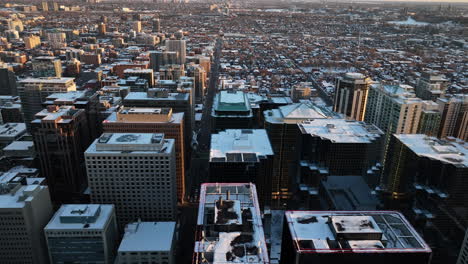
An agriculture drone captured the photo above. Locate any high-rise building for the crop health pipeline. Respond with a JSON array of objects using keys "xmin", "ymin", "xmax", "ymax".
[
  {"xmin": 290, "ymin": 82, "xmax": 314, "ymax": 102},
  {"xmin": 0, "ymin": 173, "xmax": 53, "ymax": 264},
  {"xmin": 133, "ymin": 21, "xmax": 142, "ymax": 33},
  {"xmin": 32, "ymin": 105, "xmax": 91, "ymax": 203},
  {"xmin": 124, "ymin": 90, "xmax": 193, "ymax": 148},
  {"xmin": 116, "ymin": 221, "xmax": 176, "ymax": 264},
  {"xmin": 415, "ymin": 72, "xmax": 449, "ymax": 101},
  {"xmin": 0, "ymin": 96, "xmax": 23, "ymax": 123},
  {"xmin": 365, "ymin": 83, "xmax": 425, "ymax": 135},
  {"xmin": 458, "ymin": 229, "xmax": 468, "ymax": 264},
  {"xmin": 417, "ymin": 100, "xmax": 441, "ymax": 137},
  {"xmin": 153, "ymin": 18, "xmax": 161, "ymax": 33},
  {"xmin": 43, "ymin": 90, "xmax": 101, "ymax": 140},
  {"xmin": 209, "ymin": 129, "xmax": 274, "ymax": 206},
  {"xmin": 44, "ymin": 204, "xmax": 118, "ymax": 264},
  {"xmin": 333, "ymin": 72, "xmax": 372, "ymax": 121},
  {"xmin": 193, "ymin": 183, "xmax": 269, "ymax": 264},
  {"xmin": 7, "ymin": 19, "xmax": 24, "ymax": 32},
  {"xmin": 280, "ymin": 211, "xmax": 432, "ymax": 264},
  {"xmin": 124, "ymin": 68, "xmax": 154, "ymax": 87},
  {"xmin": 382, "ymin": 134, "xmax": 467, "ymax": 261},
  {"xmin": 0, "ymin": 66, "xmax": 17, "ymax": 95},
  {"xmin": 0, "ymin": 123, "xmax": 26, "ymax": 149},
  {"xmin": 149, "ymin": 51, "xmax": 179, "ymax": 71},
  {"xmin": 24, "ymin": 35, "xmax": 41, "ymax": 49},
  {"xmin": 85, "ymin": 133, "xmax": 177, "ymax": 228},
  {"xmin": 31, "ymin": 56, "xmax": 62, "ymax": 77},
  {"xmin": 212, "ymin": 90, "xmax": 253, "ymax": 132},
  {"xmin": 41, "ymin": 1, "xmax": 48, "ymax": 11},
  {"xmin": 297, "ymin": 119, "xmax": 383, "ymax": 200},
  {"xmin": 102, "ymin": 107, "xmax": 186, "ymax": 202},
  {"xmin": 165, "ymin": 39, "xmax": 186, "ymax": 64},
  {"xmin": 46, "ymin": 32, "xmax": 67, "ymax": 49},
  {"xmin": 438, "ymin": 94, "xmax": 468, "ymax": 141},
  {"xmin": 187, "ymin": 64, "xmax": 207, "ymax": 104},
  {"xmin": 98, "ymin": 23, "xmax": 107, "ymax": 36},
  {"xmin": 18, "ymin": 77, "xmax": 76, "ymax": 129},
  {"xmin": 264, "ymin": 102, "xmax": 340, "ymax": 203}
]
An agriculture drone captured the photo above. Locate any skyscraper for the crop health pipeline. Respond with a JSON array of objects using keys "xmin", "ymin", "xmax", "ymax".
[
  {"xmin": 18, "ymin": 77, "xmax": 76, "ymax": 129},
  {"xmin": 264, "ymin": 102, "xmax": 340, "ymax": 203},
  {"xmin": 415, "ymin": 71, "xmax": 449, "ymax": 101},
  {"xmin": 333, "ymin": 72, "xmax": 372, "ymax": 121},
  {"xmin": 153, "ymin": 18, "xmax": 160, "ymax": 33},
  {"xmin": 0, "ymin": 66, "xmax": 17, "ymax": 95},
  {"xmin": 85, "ymin": 133, "xmax": 177, "ymax": 228},
  {"xmin": 209, "ymin": 129, "xmax": 274, "ymax": 206},
  {"xmin": 133, "ymin": 21, "xmax": 142, "ymax": 33},
  {"xmin": 438, "ymin": 94, "xmax": 468, "ymax": 141},
  {"xmin": 165, "ymin": 39, "xmax": 186, "ymax": 64},
  {"xmin": 0, "ymin": 173, "xmax": 53, "ymax": 264},
  {"xmin": 31, "ymin": 105, "xmax": 91, "ymax": 203},
  {"xmin": 44, "ymin": 204, "xmax": 118, "ymax": 264},
  {"xmin": 212, "ymin": 90, "xmax": 253, "ymax": 132},
  {"xmin": 32, "ymin": 56, "xmax": 62, "ymax": 78},
  {"xmin": 102, "ymin": 107, "xmax": 186, "ymax": 203}
]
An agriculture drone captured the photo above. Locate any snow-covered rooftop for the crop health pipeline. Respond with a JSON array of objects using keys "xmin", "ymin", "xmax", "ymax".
[
  {"xmin": 395, "ymin": 134, "xmax": 467, "ymax": 167},
  {"xmin": 118, "ymin": 222, "xmax": 176, "ymax": 252},
  {"xmin": 285, "ymin": 211, "xmax": 431, "ymax": 253},
  {"xmin": 210, "ymin": 129, "xmax": 273, "ymax": 162},
  {"xmin": 299, "ymin": 119, "xmax": 383, "ymax": 143},
  {"xmin": 45, "ymin": 204, "xmax": 114, "ymax": 231},
  {"xmin": 264, "ymin": 102, "xmax": 339, "ymax": 124},
  {"xmin": 86, "ymin": 133, "xmax": 174, "ymax": 153}
]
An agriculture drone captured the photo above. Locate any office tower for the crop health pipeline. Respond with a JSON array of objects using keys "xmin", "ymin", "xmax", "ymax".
[
  {"xmin": 0, "ymin": 96, "xmax": 23, "ymax": 123},
  {"xmin": 165, "ymin": 39, "xmax": 186, "ymax": 64},
  {"xmin": 46, "ymin": 31, "xmax": 66, "ymax": 49},
  {"xmin": 51, "ymin": 2, "xmax": 59, "ymax": 11},
  {"xmin": 133, "ymin": 21, "xmax": 142, "ymax": 33},
  {"xmin": 280, "ymin": 211, "xmax": 432, "ymax": 264},
  {"xmin": 264, "ymin": 102, "xmax": 340, "ymax": 203},
  {"xmin": 103, "ymin": 107, "xmax": 186, "ymax": 203},
  {"xmin": 438, "ymin": 94, "xmax": 468, "ymax": 141},
  {"xmin": 0, "ymin": 173, "xmax": 53, "ymax": 264},
  {"xmin": 415, "ymin": 72, "xmax": 449, "ymax": 101},
  {"xmin": 193, "ymin": 183, "xmax": 269, "ymax": 264},
  {"xmin": 333, "ymin": 72, "xmax": 372, "ymax": 121},
  {"xmin": 7, "ymin": 18, "xmax": 23, "ymax": 32},
  {"xmin": 149, "ymin": 51, "xmax": 179, "ymax": 71},
  {"xmin": 297, "ymin": 119, "xmax": 383, "ymax": 198},
  {"xmin": 44, "ymin": 204, "xmax": 118, "ymax": 264},
  {"xmin": 24, "ymin": 35, "xmax": 41, "ymax": 49},
  {"xmin": 417, "ymin": 100, "xmax": 441, "ymax": 137},
  {"xmin": 365, "ymin": 83, "xmax": 426, "ymax": 135},
  {"xmin": 212, "ymin": 90, "xmax": 253, "ymax": 132},
  {"xmin": 117, "ymin": 222, "xmax": 176, "ymax": 264},
  {"xmin": 153, "ymin": 18, "xmax": 160, "ymax": 33},
  {"xmin": 98, "ymin": 23, "xmax": 107, "ymax": 36},
  {"xmin": 0, "ymin": 66, "xmax": 17, "ymax": 95},
  {"xmin": 124, "ymin": 68, "xmax": 154, "ymax": 87},
  {"xmin": 209, "ymin": 129, "xmax": 273, "ymax": 206},
  {"xmin": 41, "ymin": 1, "xmax": 48, "ymax": 11},
  {"xmin": 85, "ymin": 133, "xmax": 177, "ymax": 227},
  {"xmin": 187, "ymin": 64, "xmax": 207, "ymax": 104},
  {"xmin": 32, "ymin": 105, "xmax": 91, "ymax": 203},
  {"xmin": 18, "ymin": 77, "xmax": 76, "ymax": 129},
  {"xmin": 458, "ymin": 229, "xmax": 468, "ymax": 264},
  {"xmin": 31, "ymin": 56, "xmax": 62, "ymax": 77},
  {"xmin": 43, "ymin": 90, "xmax": 101, "ymax": 140},
  {"xmin": 124, "ymin": 90, "xmax": 193, "ymax": 148}
]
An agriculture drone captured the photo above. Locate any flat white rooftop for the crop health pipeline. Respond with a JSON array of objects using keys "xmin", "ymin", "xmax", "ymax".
[
  {"xmin": 395, "ymin": 134, "xmax": 467, "ymax": 167},
  {"xmin": 299, "ymin": 119, "xmax": 383, "ymax": 143},
  {"xmin": 118, "ymin": 222, "xmax": 176, "ymax": 252},
  {"xmin": 86, "ymin": 133, "xmax": 174, "ymax": 153},
  {"xmin": 285, "ymin": 211, "xmax": 431, "ymax": 253},
  {"xmin": 210, "ymin": 129, "xmax": 273, "ymax": 162},
  {"xmin": 264, "ymin": 103, "xmax": 338, "ymax": 124},
  {"xmin": 0, "ymin": 123, "xmax": 26, "ymax": 139},
  {"xmin": 19, "ymin": 77, "xmax": 75, "ymax": 84},
  {"xmin": 45, "ymin": 204, "xmax": 113, "ymax": 231},
  {"xmin": 0, "ymin": 182, "xmax": 46, "ymax": 209}
]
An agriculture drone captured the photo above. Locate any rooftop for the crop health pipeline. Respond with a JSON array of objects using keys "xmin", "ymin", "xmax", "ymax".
[
  {"xmin": 124, "ymin": 91, "xmax": 189, "ymax": 101},
  {"xmin": 299, "ymin": 119, "xmax": 383, "ymax": 143},
  {"xmin": 264, "ymin": 102, "xmax": 340, "ymax": 124},
  {"xmin": 19, "ymin": 77, "xmax": 75, "ymax": 84},
  {"xmin": 194, "ymin": 183, "xmax": 269, "ymax": 264},
  {"xmin": 118, "ymin": 222, "xmax": 176, "ymax": 252},
  {"xmin": 0, "ymin": 173, "xmax": 47, "ymax": 209},
  {"xmin": 45, "ymin": 204, "xmax": 114, "ymax": 231},
  {"xmin": 0, "ymin": 123, "xmax": 26, "ymax": 140},
  {"xmin": 86, "ymin": 133, "xmax": 174, "ymax": 153},
  {"xmin": 210, "ymin": 129, "xmax": 273, "ymax": 162},
  {"xmin": 214, "ymin": 90, "xmax": 251, "ymax": 113},
  {"xmin": 285, "ymin": 211, "xmax": 431, "ymax": 253},
  {"xmin": 395, "ymin": 134, "xmax": 467, "ymax": 167},
  {"xmin": 33, "ymin": 105, "xmax": 80, "ymax": 123}
]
